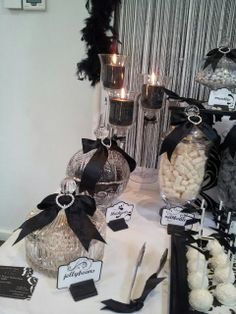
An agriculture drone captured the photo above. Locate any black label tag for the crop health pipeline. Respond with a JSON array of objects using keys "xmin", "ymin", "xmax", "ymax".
[
  {"xmin": 69, "ymin": 279, "xmax": 98, "ymax": 302},
  {"xmin": 0, "ymin": 266, "xmax": 38, "ymax": 300},
  {"xmin": 108, "ymin": 218, "xmax": 129, "ymax": 232}
]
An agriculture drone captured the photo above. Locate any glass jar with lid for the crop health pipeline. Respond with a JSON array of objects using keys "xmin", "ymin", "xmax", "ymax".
[
  {"xmin": 25, "ymin": 178, "xmax": 106, "ymax": 277},
  {"xmin": 158, "ymin": 107, "xmax": 214, "ymax": 206},
  {"xmin": 195, "ymin": 47, "xmax": 236, "ymax": 90},
  {"xmin": 217, "ymin": 125, "xmax": 236, "ymax": 210}
]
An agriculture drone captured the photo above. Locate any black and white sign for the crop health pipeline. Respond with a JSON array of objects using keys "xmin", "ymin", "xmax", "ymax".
[
  {"xmin": 208, "ymin": 88, "xmax": 236, "ymax": 109},
  {"xmin": 106, "ymin": 201, "xmax": 134, "ymax": 223},
  {"xmin": 160, "ymin": 207, "xmax": 195, "ymax": 228},
  {"xmin": 57, "ymin": 257, "xmax": 102, "ymax": 289},
  {"xmin": 0, "ymin": 266, "xmax": 38, "ymax": 300}
]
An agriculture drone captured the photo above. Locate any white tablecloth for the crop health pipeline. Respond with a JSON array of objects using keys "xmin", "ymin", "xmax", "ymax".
[{"xmin": 0, "ymin": 182, "xmax": 170, "ymax": 314}]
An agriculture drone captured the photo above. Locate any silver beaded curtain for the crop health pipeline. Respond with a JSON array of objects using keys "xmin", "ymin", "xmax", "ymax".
[{"xmin": 117, "ymin": 0, "xmax": 236, "ymax": 167}]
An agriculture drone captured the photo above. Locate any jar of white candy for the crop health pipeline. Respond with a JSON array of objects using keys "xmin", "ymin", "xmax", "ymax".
[
  {"xmin": 159, "ymin": 107, "xmax": 217, "ymax": 206},
  {"xmin": 217, "ymin": 125, "xmax": 236, "ymax": 209},
  {"xmin": 195, "ymin": 47, "xmax": 236, "ymax": 90}
]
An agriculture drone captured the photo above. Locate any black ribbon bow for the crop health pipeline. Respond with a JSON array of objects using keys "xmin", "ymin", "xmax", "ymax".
[
  {"xmin": 163, "ymin": 89, "xmax": 206, "ymax": 109},
  {"xmin": 101, "ymin": 249, "xmax": 168, "ymax": 313},
  {"xmin": 13, "ymin": 194, "xmax": 105, "ymax": 251},
  {"xmin": 220, "ymin": 125, "xmax": 236, "ymax": 158},
  {"xmin": 79, "ymin": 138, "xmax": 136, "ymax": 195},
  {"xmin": 203, "ymin": 47, "xmax": 236, "ymax": 71},
  {"xmin": 101, "ymin": 276, "xmax": 165, "ymax": 313},
  {"xmin": 160, "ymin": 111, "xmax": 219, "ymax": 160}
]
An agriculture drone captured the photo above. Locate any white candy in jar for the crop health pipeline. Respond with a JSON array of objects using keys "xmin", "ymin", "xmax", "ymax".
[{"xmin": 160, "ymin": 139, "xmax": 207, "ymax": 203}]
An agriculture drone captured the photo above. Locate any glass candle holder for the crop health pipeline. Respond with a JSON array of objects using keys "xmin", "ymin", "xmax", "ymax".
[
  {"xmin": 141, "ymin": 73, "xmax": 167, "ymax": 111},
  {"xmin": 98, "ymin": 54, "xmax": 127, "ymax": 90},
  {"xmin": 131, "ymin": 72, "xmax": 169, "ymax": 183},
  {"xmin": 108, "ymin": 89, "xmax": 136, "ymax": 130}
]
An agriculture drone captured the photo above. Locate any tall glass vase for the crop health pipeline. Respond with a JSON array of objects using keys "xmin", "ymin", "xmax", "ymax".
[
  {"xmin": 98, "ymin": 54, "xmax": 128, "ymax": 128},
  {"xmin": 131, "ymin": 73, "xmax": 169, "ymax": 183}
]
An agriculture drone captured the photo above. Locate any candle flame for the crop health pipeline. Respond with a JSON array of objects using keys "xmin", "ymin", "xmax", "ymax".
[
  {"xmin": 112, "ymin": 54, "xmax": 117, "ymax": 64},
  {"xmin": 121, "ymin": 88, "xmax": 125, "ymax": 99},
  {"xmin": 151, "ymin": 72, "xmax": 156, "ymax": 85}
]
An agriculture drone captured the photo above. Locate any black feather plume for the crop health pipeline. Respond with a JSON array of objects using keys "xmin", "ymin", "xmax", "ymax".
[{"xmin": 77, "ymin": 0, "xmax": 121, "ymax": 86}]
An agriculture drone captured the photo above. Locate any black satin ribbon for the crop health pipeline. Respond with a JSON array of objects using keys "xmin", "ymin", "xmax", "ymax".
[
  {"xmin": 101, "ymin": 276, "xmax": 166, "ymax": 313},
  {"xmin": 160, "ymin": 111, "xmax": 219, "ymax": 160},
  {"xmin": 208, "ymin": 231, "xmax": 231, "ymax": 249},
  {"xmin": 164, "ymin": 89, "xmax": 206, "ymax": 109},
  {"xmin": 220, "ymin": 125, "xmax": 236, "ymax": 158},
  {"xmin": 210, "ymin": 228, "xmax": 235, "ymax": 241},
  {"xmin": 203, "ymin": 47, "xmax": 236, "ymax": 71},
  {"xmin": 184, "ymin": 217, "xmax": 201, "ymax": 226},
  {"xmin": 186, "ymin": 244, "xmax": 210, "ymax": 259},
  {"xmin": 79, "ymin": 138, "xmax": 136, "ymax": 195},
  {"xmin": 13, "ymin": 194, "xmax": 106, "ymax": 251}
]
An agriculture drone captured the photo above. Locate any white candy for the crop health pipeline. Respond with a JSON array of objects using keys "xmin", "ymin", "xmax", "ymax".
[
  {"xmin": 188, "ymin": 272, "xmax": 208, "ymax": 290},
  {"xmin": 207, "ymin": 239, "xmax": 223, "ymax": 256},
  {"xmin": 189, "ymin": 289, "xmax": 213, "ymax": 312},
  {"xmin": 210, "ymin": 253, "xmax": 228, "ymax": 268},
  {"xmin": 159, "ymin": 141, "xmax": 207, "ymax": 203},
  {"xmin": 214, "ymin": 283, "xmax": 236, "ymax": 306},
  {"xmin": 214, "ymin": 266, "xmax": 235, "ymax": 284},
  {"xmin": 187, "ymin": 259, "xmax": 206, "ymax": 272},
  {"xmin": 186, "ymin": 248, "xmax": 205, "ymax": 261}
]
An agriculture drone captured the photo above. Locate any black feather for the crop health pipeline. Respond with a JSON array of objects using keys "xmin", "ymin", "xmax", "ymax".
[{"xmin": 77, "ymin": 0, "xmax": 121, "ymax": 86}]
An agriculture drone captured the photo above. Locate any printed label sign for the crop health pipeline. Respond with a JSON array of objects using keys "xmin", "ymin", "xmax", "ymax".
[
  {"xmin": 208, "ymin": 88, "xmax": 236, "ymax": 109},
  {"xmin": 161, "ymin": 207, "xmax": 194, "ymax": 227},
  {"xmin": 0, "ymin": 266, "xmax": 38, "ymax": 300},
  {"xmin": 106, "ymin": 201, "xmax": 134, "ymax": 223},
  {"xmin": 57, "ymin": 257, "xmax": 102, "ymax": 289}
]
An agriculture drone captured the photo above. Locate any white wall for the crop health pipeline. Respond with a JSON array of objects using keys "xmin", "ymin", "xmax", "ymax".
[{"xmin": 0, "ymin": 0, "xmax": 96, "ymax": 239}]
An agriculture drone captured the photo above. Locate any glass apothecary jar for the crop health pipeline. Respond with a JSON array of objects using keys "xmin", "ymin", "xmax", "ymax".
[
  {"xmin": 217, "ymin": 125, "xmax": 236, "ymax": 210},
  {"xmin": 25, "ymin": 179, "xmax": 106, "ymax": 278},
  {"xmin": 159, "ymin": 128, "xmax": 211, "ymax": 206},
  {"xmin": 67, "ymin": 147, "xmax": 130, "ymax": 209},
  {"xmin": 195, "ymin": 47, "xmax": 236, "ymax": 90}
]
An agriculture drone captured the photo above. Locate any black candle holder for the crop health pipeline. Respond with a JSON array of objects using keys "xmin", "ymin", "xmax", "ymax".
[{"xmin": 108, "ymin": 90, "xmax": 135, "ymax": 130}]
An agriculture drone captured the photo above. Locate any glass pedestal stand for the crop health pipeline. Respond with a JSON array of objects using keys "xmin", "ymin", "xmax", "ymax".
[
  {"xmin": 131, "ymin": 107, "xmax": 160, "ymax": 183},
  {"xmin": 130, "ymin": 97, "xmax": 173, "ymax": 184}
]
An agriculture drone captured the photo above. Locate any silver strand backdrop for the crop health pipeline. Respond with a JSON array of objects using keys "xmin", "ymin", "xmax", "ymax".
[{"xmin": 116, "ymin": 0, "xmax": 236, "ymax": 167}]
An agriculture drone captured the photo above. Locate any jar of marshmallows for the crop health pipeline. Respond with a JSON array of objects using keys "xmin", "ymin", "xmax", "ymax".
[{"xmin": 159, "ymin": 108, "xmax": 213, "ymax": 206}]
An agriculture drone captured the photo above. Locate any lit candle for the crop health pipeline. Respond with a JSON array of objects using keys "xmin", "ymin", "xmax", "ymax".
[
  {"xmin": 141, "ymin": 73, "xmax": 164, "ymax": 110},
  {"xmin": 151, "ymin": 72, "xmax": 156, "ymax": 85},
  {"xmin": 109, "ymin": 88, "xmax": 135, "ymax": 128},
  {"xmin": 103, "ymin": 54, "xmax": 125, "ymax": 89}
]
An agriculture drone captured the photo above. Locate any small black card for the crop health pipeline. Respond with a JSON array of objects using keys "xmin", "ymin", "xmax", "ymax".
[
  {"xmin": 108, "ymin": 218, "xmax": 129, "ymax": 232},
  {"xmin": 69, "ymin": 279, "xmax": 98, "ymax": 301},
  {"xmin": 0, "ymin": 266, "xmax": 38, "ymax": 300}
]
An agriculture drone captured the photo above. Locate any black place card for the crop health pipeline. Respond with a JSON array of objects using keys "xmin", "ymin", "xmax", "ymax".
[
  {"xmin": 0, "ymin": 266, "xmax": 38, "ymax": 300},
  {"xmin": 69, "ymin": 279, "xmax": 98, "ymax": 302},
  {"xmin": 108, "ymin": 218, "xmax": 129, "ymax": 231}
]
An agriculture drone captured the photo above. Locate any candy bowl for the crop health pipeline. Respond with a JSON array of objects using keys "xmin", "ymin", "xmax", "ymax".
[
  {"xmin": 195, "ymin": 47, "xmax": 236, "ymax": 90},
  {"xmin": 66, "ymin": 148, "xmax": 131, "ymax": 210}
]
